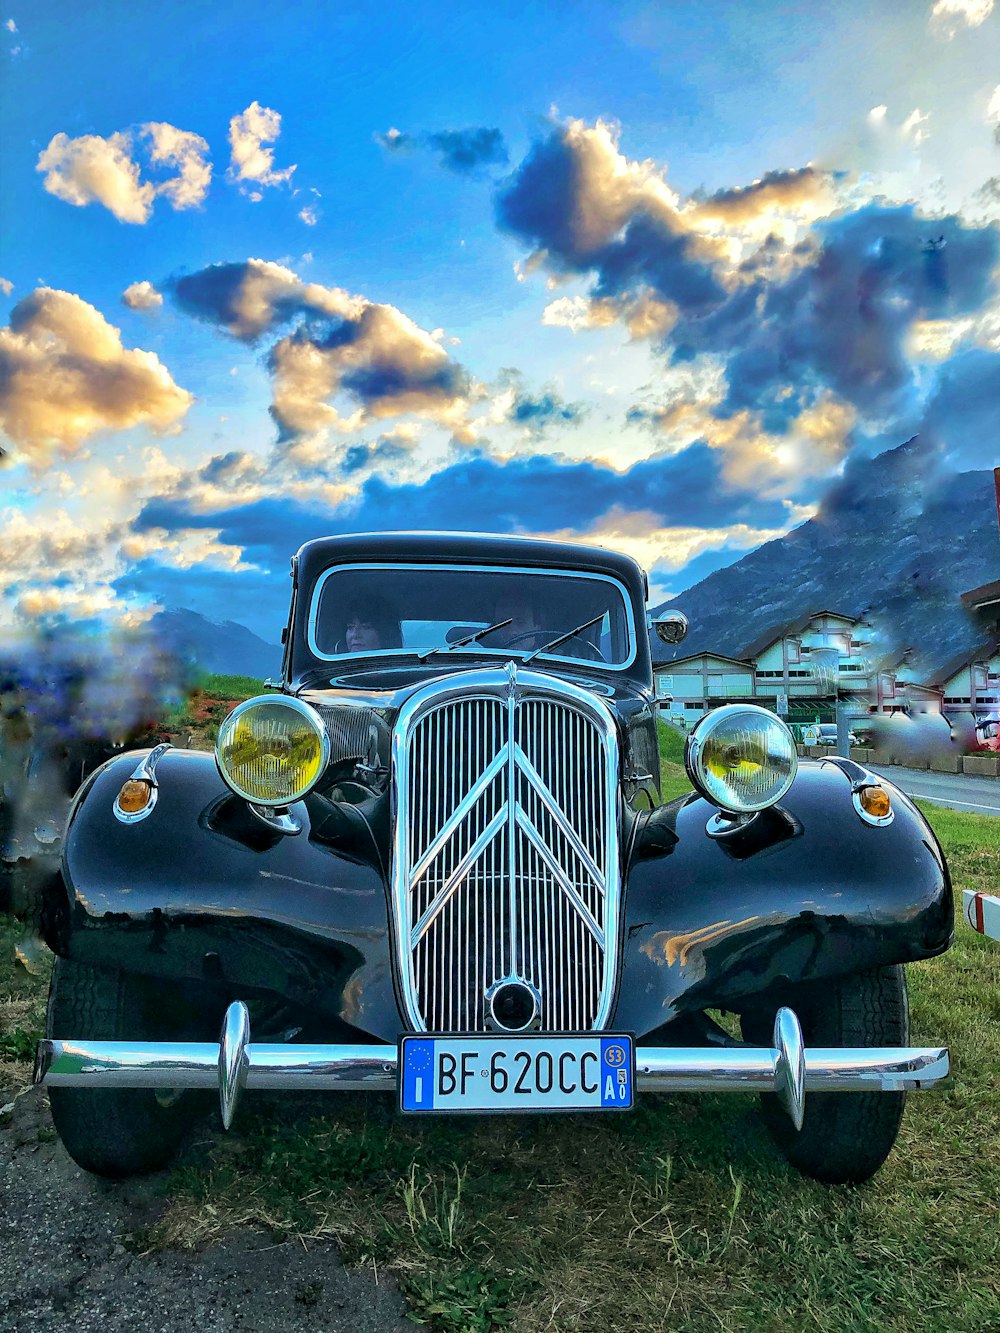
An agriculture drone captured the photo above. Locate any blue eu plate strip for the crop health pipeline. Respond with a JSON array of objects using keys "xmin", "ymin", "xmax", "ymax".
[{"xmin": 402, "ymin": 1038, "xmax": 436, "ymax": 1110}]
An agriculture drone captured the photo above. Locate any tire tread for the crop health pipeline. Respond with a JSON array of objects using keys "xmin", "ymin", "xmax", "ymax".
[
  {"xmin": 741, "ymin": 966, "xmax": 909, "ymax": 1185},
  {"xmin": 47, "ymin": 959, "xmax": 196, "ymax": 1178}
]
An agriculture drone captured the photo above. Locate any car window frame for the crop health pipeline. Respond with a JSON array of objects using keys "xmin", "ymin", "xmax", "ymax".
[{"xmin": 305, "ymin": 561, "xmax": 639, "ymax": 672}]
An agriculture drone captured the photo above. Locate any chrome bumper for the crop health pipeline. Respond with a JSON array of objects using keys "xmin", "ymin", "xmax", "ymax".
[{"xmin": 35, "ymin": 1001, "xmax": 950, "ymax": 1132}]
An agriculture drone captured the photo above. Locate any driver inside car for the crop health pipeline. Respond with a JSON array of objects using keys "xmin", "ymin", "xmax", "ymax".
[
  {"xmin": 343, "ymin": 596, "xmax": 402, "ymax": 653},
  {"xmin": 488, "ymin": 589, "xmax": 547, "ymax": 649}
]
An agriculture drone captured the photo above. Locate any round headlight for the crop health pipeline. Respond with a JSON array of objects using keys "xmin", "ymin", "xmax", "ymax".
[
  {"xmin": 216, "ymin": 695, "xmax": 330, "ymax": 806},
  {"xmin": 685, "ymin": 704, "xmax": 797, "ymax": 813}
]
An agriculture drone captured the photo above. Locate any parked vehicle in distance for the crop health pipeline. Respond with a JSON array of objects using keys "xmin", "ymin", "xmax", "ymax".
[
  {"xmin": 803, "ymin": 722, "xmax": 859, "ymax": 748},
  {"xmin": 35, "ymin": 532, "xmax": 953, "ymax": 1185},
  {"xmin": 974, "ymin": 716, "xmax": 1000, "ymax": 753}
]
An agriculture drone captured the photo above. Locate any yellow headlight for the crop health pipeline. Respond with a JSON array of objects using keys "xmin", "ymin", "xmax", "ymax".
[
  {"xmin": 216, "ymin": 695, "xmax": 329, "ymax": 806},
  {"xmin": 685, "ymin": 705, "xmax": 797, "ymax": 813}
]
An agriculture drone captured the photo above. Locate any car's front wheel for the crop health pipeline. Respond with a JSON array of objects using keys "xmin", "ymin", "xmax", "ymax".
[
  {"xmin": 46, "ymin": 958, "xmax": 220, "ymax": 1178},
  {"xmin": 740, "ymin": 965, "xmax": 909, "ymax": 1184}
]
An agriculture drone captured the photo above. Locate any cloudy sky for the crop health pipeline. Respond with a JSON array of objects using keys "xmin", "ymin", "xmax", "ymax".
[{"xmin": 2, "ymin": 0, "xmax": 1000, "ymax": 643}]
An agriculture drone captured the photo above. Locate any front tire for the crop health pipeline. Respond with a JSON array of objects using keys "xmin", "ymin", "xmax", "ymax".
[
  {"xmin": 46, "ymin": 959, "xmax": 217, "ymax": 1178},
  {"xmin": 740, "ymin": 966, "xmax": 909, "ymax": 1185}
]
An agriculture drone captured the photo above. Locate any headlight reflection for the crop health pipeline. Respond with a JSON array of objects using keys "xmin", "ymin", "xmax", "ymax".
[{"xmin": 686, "ymin": 706, "xmax": 797, "ymax": 813}]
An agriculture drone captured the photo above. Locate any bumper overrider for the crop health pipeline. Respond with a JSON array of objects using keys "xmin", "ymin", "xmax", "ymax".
[{"xmin": 34, "ymin": 1001, "xmax": 949, "ymax": 1132}]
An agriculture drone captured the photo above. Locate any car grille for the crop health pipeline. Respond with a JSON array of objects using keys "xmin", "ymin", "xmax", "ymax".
[
  {"xmin": 392, "ymin": 666, "xmax": 620, "ymax": 1033},
  {"xmin": 316, "ymin": 704, "xmax": 379, "ymax": 765}
]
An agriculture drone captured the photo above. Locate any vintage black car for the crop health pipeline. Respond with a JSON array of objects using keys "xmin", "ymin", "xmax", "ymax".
[{"xmin": 35, "ymin": 532, "xmax": 953, "ymax": 1183}]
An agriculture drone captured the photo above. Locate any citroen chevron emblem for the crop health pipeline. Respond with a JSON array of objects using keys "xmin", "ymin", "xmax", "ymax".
[{"xmin": 409, "ymin": 708, "xmax": 606, "ymax": 951}]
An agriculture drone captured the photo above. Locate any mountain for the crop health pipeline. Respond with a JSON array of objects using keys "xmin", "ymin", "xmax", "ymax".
[
  {"xmin": 651, "ymin": 439, "xmax": 1000, "ymax": 679},
  {"xmin": 149, "ymin": 608, "xmax": 282, "ymax": 680}
]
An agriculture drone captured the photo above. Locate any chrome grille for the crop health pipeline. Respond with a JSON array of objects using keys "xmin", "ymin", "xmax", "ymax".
[
  {"xmin": 316, "ymin": 704, "xmax": 379, "ymax": 764},
  {"xmin": 392, "ymin": 666, "xmax": 620, "ymax": 1033}
]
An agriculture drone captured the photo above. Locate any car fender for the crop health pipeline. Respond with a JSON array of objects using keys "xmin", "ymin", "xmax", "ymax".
[
  {"xmin": 46, "ymin": 749, "xmax": 405, "ymax": 1042},
  {"xmin": 615, "ymin": 760, "xmax": 953, "ymax": 1038}
]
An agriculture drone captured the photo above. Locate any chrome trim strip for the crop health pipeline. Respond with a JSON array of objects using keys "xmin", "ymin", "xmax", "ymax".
[
  {"xmin": 410, "ymin": 805, "xmax": 509, "ymax": 946},
  {"xmin": 36, "ymin": 1026, "xmax": 950, "ymax": 1121},
  {"xmin": 407, "ymin": 746, "xmax": 509, "ymax": 891},
  {"xmin": 514, "ymin": 745, "xmax": 604, "ymax": 886},
  {"xmin": 515, "ymin": 805, "xmax": 604, "ymax": 947},
  {"xmin": 390, "ymin": 665, "xmax": 621, "ymax": 1034},
  {"xmin": 130, "ymin": 742, "xmax": 172, "ymax": 785},
  {"xmin": 306, "ymin": 562, "xmax": 639, "ymax": 673}
]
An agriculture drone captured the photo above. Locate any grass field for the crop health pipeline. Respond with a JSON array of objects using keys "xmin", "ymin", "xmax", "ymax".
[{"xmin": 1, "ymin": 721, "xmax": 998, "ymax": 1331}]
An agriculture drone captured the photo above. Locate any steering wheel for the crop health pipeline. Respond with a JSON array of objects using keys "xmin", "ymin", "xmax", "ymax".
[{"xmin": 500, "ymin": 630, "xmax": 606, "ymax": 662}]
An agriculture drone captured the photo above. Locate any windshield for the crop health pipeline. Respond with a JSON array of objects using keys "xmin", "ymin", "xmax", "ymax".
[{"xmin": 308, "ymin": 563, "xmax": 635, "ymax": 668}]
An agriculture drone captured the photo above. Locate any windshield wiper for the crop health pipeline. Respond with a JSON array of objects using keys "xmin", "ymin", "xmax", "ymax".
[
  {"xmin": 523, "ymin": 613, "xmax": 605, "ymax": 664},
  {"xmin": 416, "ymin": 618, "xmax": 513, "ymax": 662}
]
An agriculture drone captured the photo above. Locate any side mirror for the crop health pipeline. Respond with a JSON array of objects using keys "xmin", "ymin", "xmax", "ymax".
[{"xmin": 653, "ymin": 611, "xmax": 688, "ymax": 645}]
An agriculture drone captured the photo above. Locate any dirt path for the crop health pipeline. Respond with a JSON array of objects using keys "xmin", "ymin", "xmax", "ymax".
[{"xmin": 0, "ymin": 1079, "xmax": 413, "ymax": 1333}]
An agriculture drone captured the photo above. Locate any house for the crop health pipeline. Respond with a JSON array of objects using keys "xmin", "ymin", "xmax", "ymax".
[
  {"xmin": 872, "ymin": 647, "xmax": 944, "ymax": 717},
  {"xmin": 654, "ymin": 652, "xmax": 755, "ymax": 726},
  {"xmin": 933, "ymin": 638, "xmax": 1000, "ymax": 716},
  {"xmin": 654, "ymin": 610, "xmax": 878, "ymax": 727},
  {"xmin": 740, "ymin": 610, "xmax": 875, "ymax": 707}
]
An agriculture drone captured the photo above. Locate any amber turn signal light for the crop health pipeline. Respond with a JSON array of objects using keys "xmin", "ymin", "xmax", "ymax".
[
  {"xmin": 117, "ymin": 779, "xmax": 153, "ymax": 814},
  {"xmin": 859, "ymin": 786, "xmax": 891, "ymax": 819}
]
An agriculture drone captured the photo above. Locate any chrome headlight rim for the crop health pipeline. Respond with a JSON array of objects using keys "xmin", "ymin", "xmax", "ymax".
[
  {"xmin": 215, "ymin": 693, "xmax": 330, "ymax": 807},
  {"xmin": 684, "ymin": 703, "xmax": 797, "ymax": 814}
]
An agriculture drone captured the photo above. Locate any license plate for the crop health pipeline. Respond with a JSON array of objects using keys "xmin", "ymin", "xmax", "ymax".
[{"xmin": 399, "ymin": 1034, "xmax": 634, "ymax": 1113}]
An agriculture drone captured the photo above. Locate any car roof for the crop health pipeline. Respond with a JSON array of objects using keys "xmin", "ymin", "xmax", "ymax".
[
  {"xmin": 295, "ymin": 531, "xmax": 647, "ymax": 597},
  {"xmin": 287, "ymin": 532, "xmax": 653, "ymax": 686}
]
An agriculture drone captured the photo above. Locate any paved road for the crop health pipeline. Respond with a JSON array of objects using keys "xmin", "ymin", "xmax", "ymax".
[{"xmin": 870, "ymin": 766, "xmax": 1000, "ymax": 816}]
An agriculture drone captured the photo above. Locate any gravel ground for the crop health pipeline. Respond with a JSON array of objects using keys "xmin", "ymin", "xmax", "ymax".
[{"xmin": 0, "ymin": 1079, "xmax": 413, "ymax": 1333}]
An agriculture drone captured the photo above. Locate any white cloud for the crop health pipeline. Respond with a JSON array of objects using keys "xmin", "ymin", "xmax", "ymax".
[
  {"xmin": 987, "ymin": 85, "xmax": 1000, "ymax": 138},
  {"xmin": 542, "ymin": 290, "xmax": 677, "ymax": 340},
  {"xmin": 900, "ymin": 108, "xmax": 931, "ymax": 146},
  {"xmin": 868, "ymin": 104, "xmax": 889, "ymax": 123},
  {"xmin": 0, "ymin": 288, "xmax": 192, "ymax": 461},
  {"xmin": 929, "ymin": 0, "xmax": 994, "ymax": 39},
  {"xmin": 298, "ymin": 205, "xmax": 318, "ymax": 225},
  {"xmin": 269, "ymin": 300, "xmax": 478, "ymax": 443},
  {"xmin": 142, "ymin": 122, "xmax": 211, "ymax": 209},
  {"xmin": 37, "ymin": 131, "xmax": 155, "ymax": 224},
  {"xmin": 0, "ymin": 277, "xmax": 12, "ymax": 296},
  {"xmin": 178, "ymin": 257, "xmax": 365, "ymax": 340},
  {"xmin": 540, "ymin": 511, "xmax": 800, "ymax": 581},
  {"xmin": 122, "ymin": 280, "xmax": 163, "ymax": 311},
  {"xmin": 37, "ymin": 123, "xmax": 213, "ymax": 223},
  {"xmin": 228, "ymin": 101, "xmax": 296, "ymax": 190},
  {"xmin": 5, "ymin": 18, "xmax": 15, "ymax": 32},
  {"xmin": 629, "ymin": 387, "xmax": 854, "ymax": 497}
]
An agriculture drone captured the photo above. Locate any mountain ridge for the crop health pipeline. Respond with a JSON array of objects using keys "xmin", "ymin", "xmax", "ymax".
[
  {"xmin": 651, "ymin": 441, "xmax": 1000, "ymax": 680},
  {"xmin": 150, "ymin": 608, "xmax": 282, "ymax": 680}
]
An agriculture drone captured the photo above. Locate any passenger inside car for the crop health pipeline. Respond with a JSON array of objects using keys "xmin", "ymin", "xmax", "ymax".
[{"xmin": 342, "ymin": 596, "xmax": 402, "ymax": 652}]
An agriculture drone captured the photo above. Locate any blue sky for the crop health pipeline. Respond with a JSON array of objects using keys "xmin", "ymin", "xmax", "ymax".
[{"xmin": 2, "ymin": 0, "xmax": 1000, "ymax": 641}]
